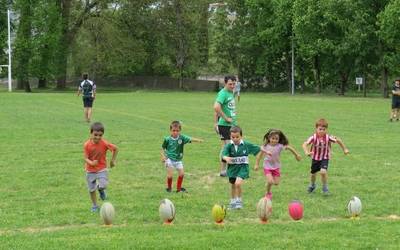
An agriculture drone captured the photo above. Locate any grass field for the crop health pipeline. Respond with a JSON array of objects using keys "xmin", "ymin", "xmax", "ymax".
[{"xmin": 0, "ymin": 89, "xmax": 399, "ymax": 249}]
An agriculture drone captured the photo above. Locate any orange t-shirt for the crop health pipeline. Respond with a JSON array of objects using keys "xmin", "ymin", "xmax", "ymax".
[{"xmin": 84, "ymin": 139, "xmax": 117, "ymax": 173}]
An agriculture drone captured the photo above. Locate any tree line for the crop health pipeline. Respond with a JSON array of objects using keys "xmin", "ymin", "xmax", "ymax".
[{"xmin": 1, "ymin": 0, "xmax": 400, "ymax": 96}]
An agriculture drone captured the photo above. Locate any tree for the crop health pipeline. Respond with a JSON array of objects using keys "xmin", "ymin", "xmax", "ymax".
[{"xmin": 14, "ymin": 0, "xmax": 34, "ymax": 92}]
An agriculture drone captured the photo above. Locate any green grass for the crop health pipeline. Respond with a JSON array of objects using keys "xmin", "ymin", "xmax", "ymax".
[{"xmin": 0, "ymin": 90, "xmax": 399, "ymax": 249}]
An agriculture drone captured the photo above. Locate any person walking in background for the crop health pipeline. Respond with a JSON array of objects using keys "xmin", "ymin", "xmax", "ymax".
[
  {"xmin": 234, "ymin": 78, "xmax": 241, "ymax": 102},
  {"xmin": 390, "ymin": 79, "xmax": 400, "ymax": 122},
  {"xmin": 77, "ymin": 73, "xmax": 96, "ymax": 123},
  {"xmin": 214, "ymin": 75, "xmax": 237, "ymax": 177}
]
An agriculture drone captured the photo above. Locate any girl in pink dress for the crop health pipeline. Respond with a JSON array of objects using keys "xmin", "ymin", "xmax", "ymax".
[{"xmin": 255, "ymin": 129, "xmax": 302, "ymax": 200}]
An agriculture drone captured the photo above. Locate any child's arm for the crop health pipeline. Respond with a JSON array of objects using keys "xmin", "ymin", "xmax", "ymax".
[
  {"xmin": 109, "ymin": 146, "xmax": 118, "ymax": 167},
  {"xmin": 85, "ymin": 157, "xmax": 98, "ymax": 167},
  {"xmin": 222, "ymin": 155, "xmax": 233, "ymax": 164},
  {"xmin": 302, "ymin": 141, "xmax": 312, "ymax": 157},
  {"xmin": 285, "ymin": 145, "xmax": 302, "ymax": 161},
  {"xmin": 335, "ymin": 137, "xmax": 349, "ymax": 155},
  {"xmin": 160, "ymin": 148, "xmax": 167, "ymax": 162},
  {"xmin": 191, "ymin": 137, "xmax": 204, "ymax": 143},
  {"xmin": 254, "ymin": 150, "xmax": 265, "ymax": 171}
]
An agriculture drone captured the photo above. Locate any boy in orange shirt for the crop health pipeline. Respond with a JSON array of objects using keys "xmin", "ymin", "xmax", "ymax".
[{"xmin": 83, "ymin": 122, "xmax": 118, "ymax": 212}]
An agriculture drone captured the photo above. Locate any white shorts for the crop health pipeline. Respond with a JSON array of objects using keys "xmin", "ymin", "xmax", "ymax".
[{"xmin": 165, "ymin": 158, "xmax": 184, "ymax": 169}]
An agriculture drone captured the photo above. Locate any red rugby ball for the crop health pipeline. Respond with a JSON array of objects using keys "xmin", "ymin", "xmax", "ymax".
[{"xmin": 288, "ymin": 200, "xmax": 303, "ymax": 220}]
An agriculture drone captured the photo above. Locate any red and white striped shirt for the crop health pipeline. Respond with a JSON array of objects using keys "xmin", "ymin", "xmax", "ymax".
[{"xmin": 305, "ymin": 134, "xmax": 337, "ymax": 160}]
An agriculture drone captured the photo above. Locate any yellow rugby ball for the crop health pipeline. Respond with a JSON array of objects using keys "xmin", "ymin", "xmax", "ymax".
[{"xmin": 211, "ymin": 204, "xmax": 226, "ymax": 223}]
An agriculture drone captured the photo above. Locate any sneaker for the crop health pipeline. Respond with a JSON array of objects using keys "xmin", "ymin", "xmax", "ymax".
[
  {"xmin": 166, "ymin": 188, "xmax": 172, "ymax": 193},
  {"xmin": 265, "ymin": 192, "xmax": 273, "ymax": 200},
  {"xmin": 235, "ymin": 200, "xmax": 243, "ymax": 209},
  {"xmin": 228, "ymin": 201, "xmax": 237, "ymax": 210},
  {"xmin": 219, "ymin": 171, "xmax": 227, "ymax": 177},
  {"xmin": 322, "ymin": 186, "xmax": 329, "ymax": 195},
  {"xmin": 176, "ymin": 187, "xmax": 187, "ymax": 193},
  {"xmin": 307, "ymin": 184, "xmax": 316, "ymax": 193},
  {"xmin": 98, "ymin": 189, "xmax": 107, "ymax": 200},
  {"xmin": 91, "ymin": 205, "xmax": 99, "ymax": 212}
]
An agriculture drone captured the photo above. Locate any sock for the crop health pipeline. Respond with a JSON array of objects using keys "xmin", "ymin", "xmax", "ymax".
[
  {"xmin": 310, "ymin": 183, "xmax": 316, "ymax": 187},
  {"xmin": 167, "ymin": 177, "xmax": 172, "ymax": 189},
  {"xmin": 230, "ymin": 198, "xmax": 235, "ymax": 204},
  {"xmin": 177, "ymin": 175, "xmax": 184, "ymax": 191}
]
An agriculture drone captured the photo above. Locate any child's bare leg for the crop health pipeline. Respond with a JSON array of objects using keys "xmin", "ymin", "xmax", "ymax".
[
  {"xmin": 390, "ymin": 109, "xmax": 396, "ymax": 121},
  {"xmin": 320, "ymin": 169, "xmax": 329, "ymax": 193},
  {"xmin": 266, "ymin": 174, "xmax": 274, "ymax": 194},
  {"xmin": 87, "ymin": 108, "xmax": 93, "ymax": 122},
  {"xmin": 166, "ymin": 167, "xmax": 174, "ymax": 191},
  {"xmin": 230, "ymin": 183, "xmax": 235, "ymax": 198},
  {"xmin": 274, "ymin": 176, "xmax": 280, "ymax": 186},
  {"xmin": 90, "ymin": 191, "xmax": 97, "ymax": 206}
]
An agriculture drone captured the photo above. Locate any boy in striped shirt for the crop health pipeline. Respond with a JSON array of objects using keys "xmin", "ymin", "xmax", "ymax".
[{"xmin": 302, "ymin": 119, "xmax": 349, "ymax": 195}]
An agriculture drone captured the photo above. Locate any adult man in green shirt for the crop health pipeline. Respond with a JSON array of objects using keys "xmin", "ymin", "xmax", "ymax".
[{"xmin": 214, "ymin": 75, "xmax": 237, "ymax": 177}]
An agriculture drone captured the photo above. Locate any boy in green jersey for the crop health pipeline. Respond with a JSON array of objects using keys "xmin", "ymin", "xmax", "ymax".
[
  {"xmin": 222, "ymin": 126, "xmax": 262, "ymax": 209},
  {"xmin": 161, "ymin": 121, "xmax": 203, "ymax": 192}
]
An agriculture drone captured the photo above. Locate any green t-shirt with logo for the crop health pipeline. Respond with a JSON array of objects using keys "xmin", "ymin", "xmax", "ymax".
[
  {"xmin": 222, "ymin": 140, "xmax": 261, "ymax": 168},
  {"xmin": 162, "ymin": 134, "xmax": 192, "ymax": 161},
  {"xmin": 222, "ymin": 140, "xmax": 260, "ymax": 179},
  {"xmin": 216, "ymin": 88, "xmax": 237, "ymax": 126}
]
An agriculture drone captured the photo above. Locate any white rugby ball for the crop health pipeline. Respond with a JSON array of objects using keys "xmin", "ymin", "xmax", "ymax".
[
  {"xmin": 347, "ymin": 196, "xmax": 362, "ymax": 217},
  {"xmin": 100, "ymin": 202, "xmax": 115, "ymax": 225},
  {"xmin": 257, "ymin": 197, "xmax": 272, "ymax": 222},
  {"xmin": 159, "ymin": 198, "xmax": 176, "ymax": 223}
]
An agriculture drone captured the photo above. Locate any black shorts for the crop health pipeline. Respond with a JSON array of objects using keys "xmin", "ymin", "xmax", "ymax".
[
  {"xmin": 392, "ymin": 98, "xmax": 400, "ymax": 109},
  {"xmin": 218, "ymin": 125, "xmax": 231, "ymax": 141},
  {"xmin": 310, "ymin": 159, "xmax": 329, "ymax": 174},
  {"xmin": 83, "ymin": 97, "xmax": 94, "ymax": 108}
]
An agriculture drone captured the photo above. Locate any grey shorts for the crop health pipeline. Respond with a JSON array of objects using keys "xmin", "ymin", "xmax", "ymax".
[{"xmin": 86, "ymin": 171, "xmax": 108, "ymax": 192}]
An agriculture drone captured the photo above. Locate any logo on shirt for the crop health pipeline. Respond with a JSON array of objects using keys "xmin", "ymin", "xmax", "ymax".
[{"xmin": 178, "ymin": 139, "xmax": 182, "ymax": 144}]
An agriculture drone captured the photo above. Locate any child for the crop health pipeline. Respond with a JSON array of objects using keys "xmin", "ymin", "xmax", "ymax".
[
  {"xmin": 390, "ymin": 79, "xmax": 400, "ymax": 122},
  {"xmin": 83, "ymin": 122, "xmax": 118, "ymax": 212},
  {"xmin": 302, "ymin": 119, "xmax": 349, "ymax": 195},
  {"xmin": 254, "ymin": 129, "xmax": 302, "ymax": 200},
  {"xmin": 161, "ymin": 121, "xmax": 203, "ymax": 193},
  {"xmin": 222, "ymin": 126, "xmax": 261, "ymax": 209}
]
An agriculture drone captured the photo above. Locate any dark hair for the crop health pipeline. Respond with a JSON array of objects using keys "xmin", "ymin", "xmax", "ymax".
[
  {"xmin": 263, "ymin": 129, "xmax": 289, "ymax": 145},
  {"xmin": 315, "ymin": 118, "xmax": 328, "ymax": 128},
  {"xmin": 224, "ymin": 75, "xmax": 236, "ymax": 83},
  {"xmin": 90, "ymin": 122, "xmax": 104, "ymax": 133},
  {"xmin": 230, "ymin": 126, "xmax": 242, "ymax": 136},
  {"xmin": 170, "ymin": 120, "xmax": 182, "ymax": 130},
  {"xmin": 83, "ymin": 73, "xmax": 89, "ymax": 80}
]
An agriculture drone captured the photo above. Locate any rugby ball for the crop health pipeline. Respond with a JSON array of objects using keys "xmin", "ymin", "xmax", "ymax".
[
  {"xmin": 100, "ymin": 202, "xmax": 115, "ymax": 225},
  {"xmin": 159, "ymin": 198, "xmax": 176, "ymax": 223},
  {"xmin": 347, "ymin": 196, "xmax": 362, "ymax": 217},
  {"xmin": 211, "ymin": 204, "xmax": 226, "ymax": 223},
  {"xmin": 288, "ymin": 200, "xmax": 303, "ymax": 220},
  {"xmin": 257, "ymin": 197, "xmax": 272, "ymax": 223}
]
